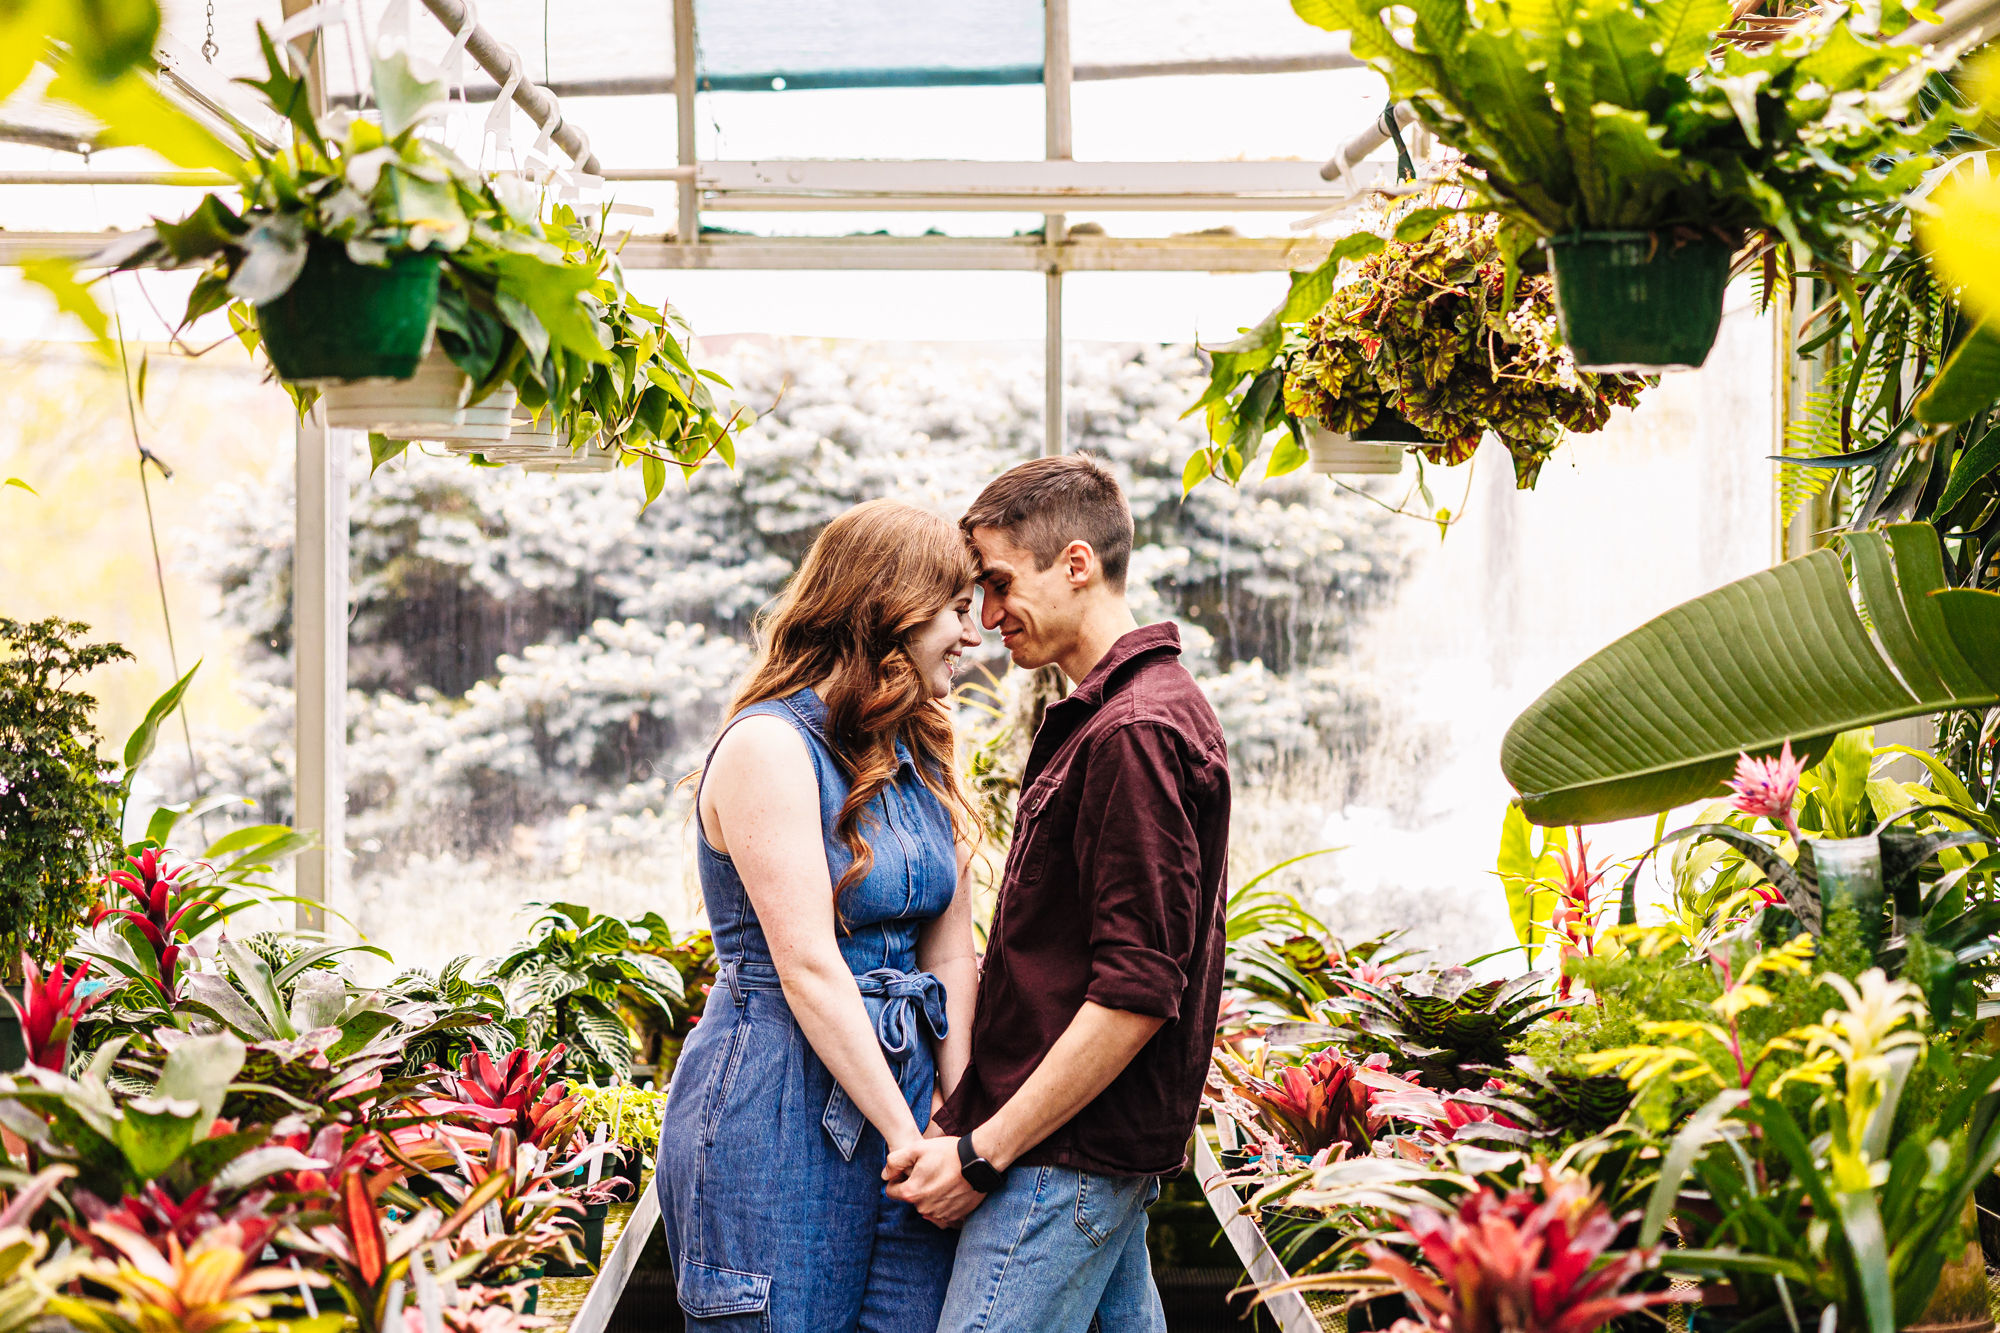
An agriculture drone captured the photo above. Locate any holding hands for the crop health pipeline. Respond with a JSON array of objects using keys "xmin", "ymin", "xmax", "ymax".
[{"xmin": 885, "ymin": 1136, "xmax": 991, "ymax": 1229}]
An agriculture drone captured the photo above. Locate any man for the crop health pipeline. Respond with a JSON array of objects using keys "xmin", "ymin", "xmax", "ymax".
[{"xmin": 885, "ymin": 454, "xmax": 1232, "ymax": 1333}]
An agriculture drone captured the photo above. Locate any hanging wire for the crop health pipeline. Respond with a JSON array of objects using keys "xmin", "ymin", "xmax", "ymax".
[
  {"xmin": 84, "ymin": 170, "xmax": 207, "ymax": 818},
  {"xmin": 202, "ymin": 0, "xmax": 218, "ymax": 63}
]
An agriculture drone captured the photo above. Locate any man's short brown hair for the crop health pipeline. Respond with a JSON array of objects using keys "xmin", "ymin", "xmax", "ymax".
[{"xmin": 960, "ymin": 453, "xmax": 1134, "ymax": 591}]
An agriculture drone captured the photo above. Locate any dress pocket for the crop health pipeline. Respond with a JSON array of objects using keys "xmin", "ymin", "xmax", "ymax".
[{"xmin": 677, "ymin": 1259, "xmax": 772, "ymax": 1331}]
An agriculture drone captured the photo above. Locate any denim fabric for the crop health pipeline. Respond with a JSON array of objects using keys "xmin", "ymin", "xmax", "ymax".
[
  {"xmin": 658, "ymin": 689, "xmax": 960, "ymax": 1333},
  {"xmin": 936, "ymin": 1166, "xmax": 1166, "ymax": 1333}
]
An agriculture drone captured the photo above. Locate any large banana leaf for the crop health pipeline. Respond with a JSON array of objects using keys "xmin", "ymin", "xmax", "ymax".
[{"xmin": 1503, "ymin": 523, "xmax": 2000, "ymax": 825}]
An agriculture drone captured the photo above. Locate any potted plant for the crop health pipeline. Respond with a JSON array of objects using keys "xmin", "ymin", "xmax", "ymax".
[
  {"xmin": 104, "ymin": 25, "xmax": 613, "ymax": 435},
  {"xmin": 1294, "ymin": 0, "xmax": 1960, "ymax": 371},
  {"xmin": 1283, "ymin": 212, "xmax": 1648, "ymax": 487},
  {"xmin": 0, "ymin": 618, "xmax": 132, "ymax": 1066}
]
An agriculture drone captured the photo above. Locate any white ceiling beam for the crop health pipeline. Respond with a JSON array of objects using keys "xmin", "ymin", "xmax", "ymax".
[
  {"xmin": 0, "ymin": 230, "xmax": 1340, "ymax": 272},
  {"xmin": 0, "ymin": 159, "xmax": 1389, "ymax": 210}
]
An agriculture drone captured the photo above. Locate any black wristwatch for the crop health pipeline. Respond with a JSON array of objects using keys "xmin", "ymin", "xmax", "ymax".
[{"xmin": 957, "ymin": 1133, "xmax": 1006, "ymax": 1193}]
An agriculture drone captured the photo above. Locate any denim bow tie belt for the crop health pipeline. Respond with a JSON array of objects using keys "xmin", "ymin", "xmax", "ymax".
[{"xmin": 719, "ymin": 960, "xmax": 949, "ymax": 1161}]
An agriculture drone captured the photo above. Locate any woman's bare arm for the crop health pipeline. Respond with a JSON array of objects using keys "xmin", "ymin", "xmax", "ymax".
[
  {"xmin": 916, "ymin": 837, "xmax": 980, "ymax": 1113},
  {"xmin": 703, "ymin": 715, "xmax": 924, "ymax": 1155}
]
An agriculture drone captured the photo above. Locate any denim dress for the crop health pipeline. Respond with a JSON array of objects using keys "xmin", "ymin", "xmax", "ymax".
[{"xmin": 658, "ymin": 688, "xmax": 960, "ymax": 1333}]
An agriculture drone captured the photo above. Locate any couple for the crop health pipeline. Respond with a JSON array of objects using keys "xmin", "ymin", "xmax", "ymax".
[{"xmin": 655, "ymin": 455, "xmax": 1233, "ymax": 1333}]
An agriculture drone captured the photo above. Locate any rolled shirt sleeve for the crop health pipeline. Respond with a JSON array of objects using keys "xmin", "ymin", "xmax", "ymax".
[{"xmin": 1070, "ymin": 721, "xmax": 1201, "ymax": 1021}]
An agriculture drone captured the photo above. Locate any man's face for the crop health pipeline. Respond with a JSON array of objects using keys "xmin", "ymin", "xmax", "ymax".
[{"xmin": 969, "ymin": 526, "xmax": 1081, "ymax": 671}]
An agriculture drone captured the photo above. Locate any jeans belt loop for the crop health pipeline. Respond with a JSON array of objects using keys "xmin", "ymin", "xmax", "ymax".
[{"xmin": 722, "ymin": 959, "xmax": 745, "ymax": 1007}]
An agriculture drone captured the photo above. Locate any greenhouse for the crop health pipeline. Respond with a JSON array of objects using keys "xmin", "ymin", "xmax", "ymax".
[{"xmin": 1, "ymin": 0, "xmax": 1999, "ymax": 1329}]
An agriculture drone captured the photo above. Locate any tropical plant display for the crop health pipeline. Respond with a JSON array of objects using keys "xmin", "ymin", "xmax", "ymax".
[
  {"xmin": 99, "ymin": 24, "xmax": 745, "ymax": 495},
  {"xmin": 1281, "ymin": 213, "xmax": 1648, "ymax": 488},
  {"xmin": 1189, "ymin": 191, "xmax": 1651, "ymax": 493},
  {"xmin": 1292, "ymin": 0, "xmax": 1957, "ymax": 279}
]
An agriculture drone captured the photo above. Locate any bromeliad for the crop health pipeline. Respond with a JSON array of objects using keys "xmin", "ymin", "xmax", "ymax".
[
  {"xmin": 91, "ymin": 852, "xmax": 213, "ymax": 1002},
  {"xmin": 1364, "ymin": 1169, "xmax": 1674, "ymax": 1333},
  {"xmin": 5, "ymin": 952, "xmax": 106, "ymax": 1070},
  {"xmin": 1215, "ymin": 1049, "xmax": 1375, "ymax": 1157}
]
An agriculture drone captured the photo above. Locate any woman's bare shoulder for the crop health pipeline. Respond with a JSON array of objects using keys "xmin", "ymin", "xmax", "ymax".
[{"xmin": 708, "ymin": 712, "xmax": 811, "ymax": 779}]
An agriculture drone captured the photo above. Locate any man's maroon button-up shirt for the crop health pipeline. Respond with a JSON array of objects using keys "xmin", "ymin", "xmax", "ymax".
[{"xmin": 937, "ymin": 622, "xmax": 1232, "ymax": 1177}]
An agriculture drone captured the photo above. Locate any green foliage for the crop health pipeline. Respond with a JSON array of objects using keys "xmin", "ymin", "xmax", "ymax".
[
  {"xmin": 1652, "ymin": 976, "xmax": 2000, "ymax": 1333},
  {"xmin": 493, "ymin": 903, "xmax": 684, "ymax": 1081},
  {"xmin": 620, "ymin": 922, "xmax": 713, "ymax": 1079},
  {"xmin": 1279, "ymin": 214, "xmax": 1647, "ymax": 490},
  {"xmin": 1502, "ymin": 523, "xmax": 2000, "ymax": 825},
  {"xmin": 0, "ymin": 620, "xmax": 131, "ymax": 968},
  {"xmin": 105, "ymin": 26, "xmax": 746, "ymax": 493},
  {"xmin": 1496, "ymin": 807, "xmax": 1567, "ymax": 969},
  {"xmin": 1294, "ymin": 0, "xmax": 1958, "ymax": 262},
  {"xmin": 567, "ymin": 1082, "xmax": 668, "ymax": 1150},
  {"xmin": 1322, "ymin": 968, "xmax": 1568, "ymax": 1091}
]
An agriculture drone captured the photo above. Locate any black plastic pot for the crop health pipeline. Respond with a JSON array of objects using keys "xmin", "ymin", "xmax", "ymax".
[
  {"xmin": 614, "ymin": 1145, "xmax": 646, "ymax": 1192},
  {"xmin": 1542, "ymin": 231, "xmax": 1733, "ymax": 373},
  {"xmin": 1350, "ymin": 408, "xmax": 1431, "ymax": 445},
  {"xmin": 0, "ymin": 987, "xmax": 24, "ymax": 1072},
  {"xmin": 255, "ymin": 242, "xmax": 441, "ymax": 383},
  {"xmin": 1258, "ymin": 1204, "xmax": 1338, "ymax": 1272},
  {"xmin": 1215, "ymin": 1146, "xmax": 1261, "ymax": 1200},
  {"xmin": 542, "ymin": 1202, "xmax": 609, "ymax": 1277},
  {"xmin": 515, "ymin": 1264, "xmax": 544, "ymax": 1316}
]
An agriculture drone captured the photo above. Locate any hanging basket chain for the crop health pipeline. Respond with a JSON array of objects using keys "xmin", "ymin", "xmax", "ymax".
[{"xmin": 202, "ymin": 0, "xmax": 218, "ymax": 62}]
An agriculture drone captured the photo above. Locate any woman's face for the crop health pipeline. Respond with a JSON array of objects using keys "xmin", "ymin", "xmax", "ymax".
[{"xmin": 909, "ymin": 583, "xmax": 982, "ymax": 699}]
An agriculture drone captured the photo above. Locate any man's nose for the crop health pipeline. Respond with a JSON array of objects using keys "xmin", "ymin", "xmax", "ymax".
[{"xmin": 980, "ymin": 596, "xmax": 1004, "ymax": 631}]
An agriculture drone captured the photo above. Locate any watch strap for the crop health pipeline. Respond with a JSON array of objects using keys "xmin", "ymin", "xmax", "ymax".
[{"xmin": 956, "ymin": 1133, "xmax": 1005, "ymax": 1193}]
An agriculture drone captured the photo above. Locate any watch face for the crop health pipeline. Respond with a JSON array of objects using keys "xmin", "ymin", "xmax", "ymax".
[{"xmin": 963, "ymin": 1158, "xmax": 1004, "ymax": 1194}]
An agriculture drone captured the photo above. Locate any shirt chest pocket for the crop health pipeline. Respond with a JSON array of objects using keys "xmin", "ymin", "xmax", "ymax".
[{"xmin": 1006, "ymin": 772, "xmax": 1068, "ymax": 888}]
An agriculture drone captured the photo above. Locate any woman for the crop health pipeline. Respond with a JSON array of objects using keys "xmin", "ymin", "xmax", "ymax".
[{"xmin": 658, "ymin": 498, "xmax": 984, "ymax": 1333}]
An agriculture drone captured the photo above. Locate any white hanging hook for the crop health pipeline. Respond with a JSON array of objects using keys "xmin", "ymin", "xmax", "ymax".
[{"xmin": 482, "ymin": 42, "xmax": 525, "ymax": 171}]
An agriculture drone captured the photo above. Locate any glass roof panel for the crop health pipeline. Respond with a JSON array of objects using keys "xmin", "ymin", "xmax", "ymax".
[{"xmin": 693, "ymin": 0, "xmax": 1042, "ymax": 90}]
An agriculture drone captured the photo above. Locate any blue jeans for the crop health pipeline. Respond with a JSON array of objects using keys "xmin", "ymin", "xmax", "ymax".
[{"xmin": 937, "ymin": 1166, "xmax": 1166, "ymax": 1333}]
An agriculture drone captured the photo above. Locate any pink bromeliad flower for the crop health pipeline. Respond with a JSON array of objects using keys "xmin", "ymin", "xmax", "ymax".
[{"xmin": 1725, "ymin": 740, "xmax": 1806, "ymax": 846}]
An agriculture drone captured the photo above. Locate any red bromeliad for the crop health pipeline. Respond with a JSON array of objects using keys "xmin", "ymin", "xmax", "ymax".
[
  {"xmin": 6, "ymin": 952, "xmax": 107, "ymax": 1070},
  {"xmin": 425, "ymin": 1046, "xmax": 584, "ymax": 1151},
  {"xmin": 1229, "ymin": 1050, "xmax": 1375, "ymax": 1156},
  {"xmin": 1365, "ymin": 1171, "xmax": 1675, "ymax": 1333},
  {"xmin": 1549, "ymin": 834, "xmax": 1613, "ymax": 1005},
  {"xmin": 93, "ymin": 851, "xmax": 210, "ymax": 1002}
]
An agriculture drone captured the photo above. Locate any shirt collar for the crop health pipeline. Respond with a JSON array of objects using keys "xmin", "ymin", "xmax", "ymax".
[
  {"xmin": 1064, "ymin": 622, "xmax": 1183, "ymax": 708},
  {"xmin": 790, "ymin": 687, "xmax": 917, "ymax": 771}
]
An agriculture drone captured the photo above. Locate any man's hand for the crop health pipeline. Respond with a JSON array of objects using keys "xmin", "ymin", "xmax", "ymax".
[{"xmin": 884, "ymin": 1137, "xmax": 985, "ymax": 1228}]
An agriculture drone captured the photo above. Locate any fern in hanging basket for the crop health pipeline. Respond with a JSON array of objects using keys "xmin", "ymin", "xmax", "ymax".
[{"xmin": 1282, "ymin": 214, "xmax": 1649, "ymax": 488}]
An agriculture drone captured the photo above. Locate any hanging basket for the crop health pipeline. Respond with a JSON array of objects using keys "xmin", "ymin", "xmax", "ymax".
[
  {"xmin": 479, "ymin": 411, "xmax": 572, "ymax": 464},
  {"xmin": 434, "ymin": 382, "xmax": 520, "ymax": 449},
  {"xmin": 523, "ymin": 435, "xmax": 620, "ymax": 474},
  {"xmin": 255, "ymin": 242, "xmax": 441, "ymax": 384},
  {"xmin": 320, "ymin": 345, "xmax": 469, "ymax": 436},
  {"xmin": 1349, "ymin": 408, "xmax": 1431, "ymax": 446},
  {"xmin": 1305, "ymin": 422, "xmax": 1405, "ymax": 476},
  {"xmin": 1542, "ymin": 232, "xmax": 1733, "ymax": 374}
]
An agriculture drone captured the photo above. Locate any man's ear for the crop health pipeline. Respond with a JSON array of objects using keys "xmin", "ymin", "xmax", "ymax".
[{"xmin": 1063, "ymin": 540, "xmax": 1098, "ymax": 587}]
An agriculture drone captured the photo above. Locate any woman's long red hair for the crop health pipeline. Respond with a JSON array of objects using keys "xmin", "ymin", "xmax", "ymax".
[{"xmin": 717, "ymin": 498, "xmax": 978, "ymax": 902}]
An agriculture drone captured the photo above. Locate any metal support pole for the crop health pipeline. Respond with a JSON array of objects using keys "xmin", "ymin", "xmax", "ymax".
[
  {"xmin": 281, "ymin": 0, "xmax": 341, "ymax": 932},
  {"xmin": 674, "ymin": 0, "xmax": 698, "ymax": 246},
  {"xmin": 416, "ymin": 0, "xmax": 601, "ymax": 175},
  {"xmin": 292, "ymin": 410, "xmax": 347, "ymax": 933},
  {"xmin": 1043, "ymin": 0, "xmax": 1070, "ymax": 457}
]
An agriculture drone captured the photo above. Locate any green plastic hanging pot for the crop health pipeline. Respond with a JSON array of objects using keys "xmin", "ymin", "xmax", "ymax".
[
  {"xmin": 1542, "ymin": 231, "xmax": 1733, "ymax": 373},
  {"xmin": 1350, "ymin": 407, "xmax": 1431, "ymax": 445},
  {"xmin": 255, "ymin": 242, "xmax": 441, "ymax": 383}
]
